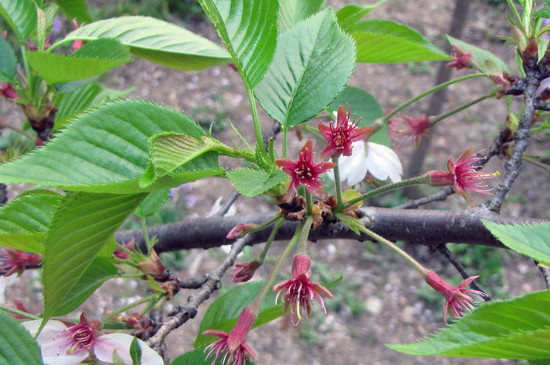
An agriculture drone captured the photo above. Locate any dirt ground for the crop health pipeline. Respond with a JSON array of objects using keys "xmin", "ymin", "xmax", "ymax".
[{"xmin": 2, "ymin": 0, "xmax": 550, "ymax": 364}]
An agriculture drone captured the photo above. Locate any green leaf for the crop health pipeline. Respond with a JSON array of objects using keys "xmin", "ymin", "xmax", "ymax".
[
  {"xmin": 26, "ymin": 39, "xmax": 132, "ymax": 84},
  {"xmin": 446, "ymin": 35, "xmax": 510, "ymax": 74},
  {"xmin": 336, "ymin": 0, "xmax": 388, "ymax": 33},
  {"xmin": 0, "ymin": 36, "xmax": 17, "ymax": 81},
  {"xmin": 54, "ymin": 0, "xmax": 92, "ymax": 23},
  {"xmin": 130, "ymin": 337, "xmax": 142, "ymax": 365},
  {"xmin": 0, "ymin": 189, "xmax": 62, "ymax": 253},
  {"xmin": 134, "ymin": 188, "xmax": 170, "ymax": 218},
  {"xmin": 140, "ymin": 133, "xmax": 225, "ymax": 188},
  {"xmin": 255, "ymin": 8, "xmax": 355, "ymax": 128},
  {"xmin": 534, "ymin": 1, "xmax": 550, "ymax": 18},
  {"xmin": 62, "ymin": 16, "xmax": 232, "ymax": 71},
  {"xmin": 194, "ymin": 281, "xmax": 283, "ymax": 349},
  {"xmin": 0, "ymin": 100, "xmax": 223, "ymax": 194},
  {"xmin": 0, "ymin": 310, "xmax": 43, "ymax": 365},
  {"xmin": 278, "ymin": 0, "xmax": 324, "ymax": 31},
  {"xmin": 327, "ymin": 85, "xmax": 388, "ymax": 146},
  {"xmin": 482, "ymin": 221, "xmax": 550, "ymax": 266},
  {"xmin": 42, "ymin": 192, "xmax": 145, "ymax": 320},
  {"xmin": 55, "ymin": 82, "xmax": 134, "ymax": 130},
  {"xmin": 351, "ymin": 20, "xmax": 450, "ymax": 63},
  {"xmin": 171, "ymin": 348, "xmax": 246, "ymax": 365},
  {"xmin": 0, "ymin": 0, "xmax": 37, "ymax": 42},
  {"xmin": 53, "ymin": 256, "xmax": 119, "ymax": 316},
  {"xmin": 388, "ymin": 290, "xmax": 550, "ymax": 359},
  {"xmin": 198, "ymin": 0, "xmax": 278, "ymax": 87},
  {"xmin": 227, "ymin": 169, "xmax": 288, "ymax": 197}
]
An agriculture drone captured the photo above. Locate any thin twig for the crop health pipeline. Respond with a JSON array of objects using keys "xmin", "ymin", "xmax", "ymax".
[
  {"xmin": 535, "ymin": 260, "xmax": 550, "ymax": 289},
  {"xmin": 397, "ymin": 186, "xmax": 455, "ymax": 209},
  {"xmin": 215, "ymin": 190, "xmax": 241, "ymax": 217},
  {"xmin": 437, "ymin": 245, "xmax": 491, "ymax": 300},
  {"xmin": 146, "ymin": 233, "xmax": 252, "ymax": 349}
]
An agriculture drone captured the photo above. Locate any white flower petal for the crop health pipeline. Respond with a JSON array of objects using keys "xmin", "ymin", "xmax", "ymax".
[
  {"xmin": 334, "ymin": 140, "xmax": 369, "ymax": 186},
  {"xmin": 95, "ymin": 333, "xmax": 163, "ymax": 365},
  {"xmin": 365, "ymin": 142, "xmax": 403, "ymax": 183},
  {"xmin": 42, "ymin": 355, "xmax": 87, "ymax": 365}
]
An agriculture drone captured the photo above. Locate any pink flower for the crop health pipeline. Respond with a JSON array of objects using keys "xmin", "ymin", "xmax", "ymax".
[
  {"xmin": 424, "ymin": 270, "xmax": 485, "ymax": 324},
  {"xmin": 0, "ymin": 248, "xmax": 41, "ymax": 277},
  {"xmin": 226, "ymin": 223, "xmax": 258, "ymax": 240},
  {"xmin": 389, "ymin": 114, "xmax": 431, "ymax": 147},
  {"xmin": 273, "ymin": 254, "xmax": 333, "ymax": 326},
  {"xmin": 71, "ymin": 19, "xmax": 85, "ymax": 51},
  {"xmin": 113, "ymin": 237, "xmax": 135, "ymax": 260},
  {"xmin": 231, "ymin": 260, "xmax": 261, "ymax": 283},
  {"xmin": 428, "ymin": 147, "xmax": 499, "ymax": 205},
  {"xmin": 445, "ymin": 44, "xmax": 473, "ymax": 70},
  {"xmin": 22, "ymin": 313, "xmax": 163, "ymax": 365},
  {"xmin": 318, "ymin": 105, "xmax": 373, "ymax": 158},
  {"xmin": 203, "ymin": 305, "xmax": 258, "ymax": 365},
  {"xmin": 276, "ymin": 140, "xmax": 336, "ymax": 198},
  {"xmin": 0, "ymin": 83, "xmax": 19, "ymax": 99}
]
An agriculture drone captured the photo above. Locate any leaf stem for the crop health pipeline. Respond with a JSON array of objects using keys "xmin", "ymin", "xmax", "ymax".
[
  {"xmin": 430, "ymin": 91, "xmax": 496, "ymax": 126},
  {"xmin": 246, "ymin": 88, "xmax": 267, "ymax": 159},
  {"xmin": 344, "ymin": 173, "xmax": 430, "ymax": 208},
  {"xmin": 282, "ymin": 126, "xmax": 288, "ymax": 159},
  {"xmin": 0, "ymin": 304, "xmax": 41, "ymax": 320},
  {"xmin": 1, "ymin": 124, "xmax": 36, "ymax": 141},
  {"xmin": 140, "ymin": 216, "xmax": 153, "ymax": 253}
]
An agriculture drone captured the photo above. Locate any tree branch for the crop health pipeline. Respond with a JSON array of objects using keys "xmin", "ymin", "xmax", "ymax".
[{"xmin": 115, "ymin": 207, "xmax": 545, "ymax": 253}]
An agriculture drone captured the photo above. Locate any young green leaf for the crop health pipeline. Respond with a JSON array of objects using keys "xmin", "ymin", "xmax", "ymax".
[
  {"xmin": 388, "ymin": 290, "xmax": 550, "ymax": 360},
  {"xmin": 278, "ymin": 0, "xmax": 324, "ymax": 31},
  {"xmin": 54, "ymin": 0, "xmax": 92, "ymax": 23},
  {"xmin": 255, "ymin": 8, "xmax": 356, "ymax": 128},
  {"xmin": 52, "ymin": 256, "xmax": 119, "ymax": 316},
  {"xmin": 482, "ymin": 221, "xmax": 550, "ymax": 266},
  {"xmin": 0, "ymin": 310, "xmax": 43, "ymax": 365},
  {"xmin": 327, "ymin": 85, "xmax": 388, "ymax": 145},
  {"xmin": 130, "ymin": 336, "xmax": 142, "ymax": 365},
  {"xmin": 198, "ymin": 0, "xmax": 278, "ymax": 88},
  {"xmin": 42, "ymin": 192, "xmax": 146, "ymax": 321},
  {"xmin": 54, "ymin": 82, "xmax": 134, "ymax": 130},
  {"xmin": 0, "ymin": 0, "xmax": 37, "ymax": 42},
  {"xmin": 0, "ymin": 189, "xmax": 62, "ymax": 253},
  {"xmin": 446, "ymin": 35, "xmax": 510, "ymax": 74},
  {"xmin": 336, "ymin": 0, "xmax": 388, "ymax": 33},
  {"xmin": 26, "ymin": 39, "xmax": 132, "ymax": 84},
  {"xmin": 171, "ymin": 348, "xmax": 229, "ymax": 365},
  {"xmin": 227, "ymin": 169, "xmax": 288, "ymax": 197},
  {"xmin": 0, "ymin": 100, "xmax": 223, "ymax": 194},
  {"xmin": 350, "ymin": 20, "xmax": 450, "ymax": 63},
  {"xmin": 61, "ymin": 16, "xmax": 232, "ymax": 71},
  {"xmin": 0, "ymin": 37, "xmax": 17, "ymax": 81}
]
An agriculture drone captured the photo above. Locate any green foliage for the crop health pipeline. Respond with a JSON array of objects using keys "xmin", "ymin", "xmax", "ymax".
[
  {"xmin": 226, "ymin": 169, "xmax": 288, "ymax": 197},
  {"xmin": 278, "ymin": 0, "xmax": 324, "ymax": 31},
  {"xmin": 130, "ymin": 336, "xmax": 142, "ymax": 365},
  {"xmin": 0, "ymin": 100, "xmax": 223, "ymax": 193},
  {"xmin": 336, "ymin": 0, "xmax": 388, "ymax": 33},
  {"xmin": 446, "ymin": 35, "xmax": 511, "ymax": 73},
  {"xmin": 42, "ymin": 192, "xmax": 146, "ymax": 320},
  {"xmin": 27, "ymin": 39, "xmax": 132, "ymax": 84},
  {"xmin": 0, "ymin": 36, "xmax": 16, "ymax": 81},
  {"xmin": 483, "ymin": 221, "xmax": 550, "ymax": 266},
  {"xmin": 0, "ymin": 310, "xmax": 43, "ymax": 365},
  {"xmin": 62, "ymin": 16, "xmax": 232, "ymax": 71},
  {"xmin": 350, "ymin": 20, "xmax": 450, "ymax": 63},
  {"xmin": 198, "ymin": 0, "xmax": 279, "ymax": 88},
  {"xmin": 0, "ymin": 0, "xmax": 36, "ymax": 42},
  {"xmin": 255, "ymin": 8, "xmax": 356, "ymax": 128},
  {"xmin": 134, "ymin": 188, "xmax": 171, "ymax": 218},
  {"xmin": 389, "ymin": 290, "xmax": 550, "ymax": 360},
  {"xmin": 54, "ymin": 0, "xmax": 92, "ymax": 23},
  {"xmin": 0, "ymin": 189, "xmax": 62, "ymax": 253}
]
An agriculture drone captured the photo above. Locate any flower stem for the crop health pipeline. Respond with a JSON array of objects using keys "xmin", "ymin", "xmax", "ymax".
[
  {"xmin": 382, "ymin": 73, "xmax": 487, "ymax": 124},
  {"xmin": 332, "ymin": 156, "xmax": 344, "ymax": 209},
  {"xmin": 0, "ymin": 304, "xmax": 41, "ymax": 320},
  {"xmin": 253, "ymin": 220, "xmax": 306, "ymax": 306},
  {"xmin": 344, "ymin": 173, "xmax": 430, "ymax": 208},
  {"xmin": 361, "ymin": 227, "xmax": 427, "ymax": 275},
  {"xmin": 296, "ymin": 216, "xmax": 313, "ymax": 255},
  {"xmin": 258, "ymin": 218, "xmax": 285, "ymax": 263},
  {"xmin": 246, "ymin": 88, "xmax": 267, "ymax": 160},
  {"xmin": 282, "ymin": 126, "xmax": 288, "ymax": 159},
  {"xmin": 305, "ymin": 190, "xmax": 313, "ymax": 216},
  {"xmin": 101, "ymin": 294, "xmax": 160, "ymax": 324},
  {"xmin": 1, "ymin": 124, "xmax": 36, "ymax": 141},
  {"xmin": 430, "ymin": 91, "xmax": 496, "ymax": 126}
]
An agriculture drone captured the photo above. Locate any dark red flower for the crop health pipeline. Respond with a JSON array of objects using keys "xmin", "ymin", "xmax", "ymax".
[
  {"xmin": 275, "ymin": 140, "xmax": 336, "ymax": 198},
  {"xmin": 428, "ymin": 148, "xmax": 499, "ymax": 205},
  {"xmin": 0, "ymin": 248, "xmax": 41, "ymax": 276},
  {"xmin": 273, "ymin": 254, "xmax": 333, "ymax": 326},
  {"xmin": 231, "ymin": 260, "xmax": 261, "ymax": 283},
  {"xmin": 424, "ymin": 270, "xmax": 485, "ymax": 324},
  {"xmin": 445, "ymin": 44, "xmax": 473, "ymax": 70},
  {"xmin": 318, "ymin": 105, "xmax": 373, "ymax": 159},
  {"xmin": 203, "ymin": 305, "xmax": 257, "ymax": 365},
  {"xmin": 389, "ymin": 114, "xmax": 431, "ymax": 147},
  {"xmin": 0, "ymin": 83, "xmax": 19, "ymax": 99}
]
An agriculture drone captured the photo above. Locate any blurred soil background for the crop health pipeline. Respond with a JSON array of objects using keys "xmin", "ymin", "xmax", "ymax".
[{"xmin": 1, "ymin": 0, "xmax": 549, "ymax": 364}]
